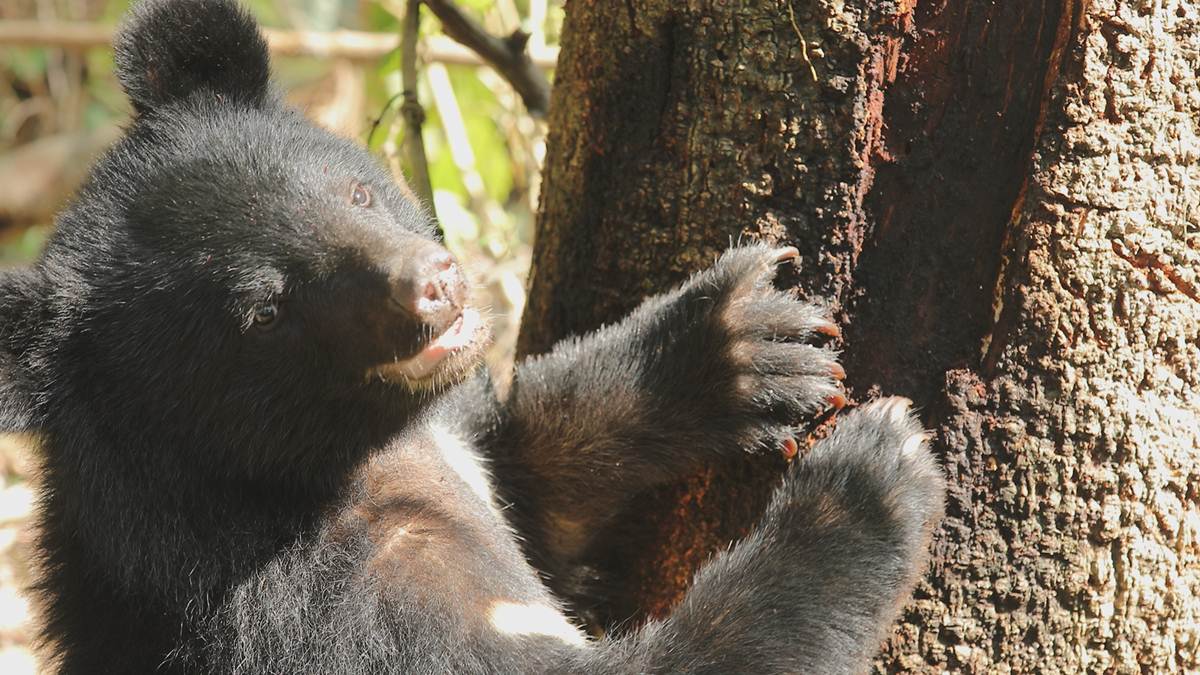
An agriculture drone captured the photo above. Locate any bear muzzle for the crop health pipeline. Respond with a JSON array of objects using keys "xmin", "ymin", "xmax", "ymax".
[
  {"xmin": 386, "ymin": 244, "xmax": 469, "ymax": 335},
  {"xmin": 367, "ymin": 243, "xmax": 488, "ymax": 386}
]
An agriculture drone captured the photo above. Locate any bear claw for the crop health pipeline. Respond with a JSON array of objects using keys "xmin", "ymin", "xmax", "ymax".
[
  {"xmin": 771, "ymin": 246, "xmax": 800, "ymax": 264},
  {"xmin": 781, "ymin": 437, "xmax": 800, "ymax": 460},
  {"xmin": 813, "ymin": 320, "xmax": 841, "ymax": 338}
]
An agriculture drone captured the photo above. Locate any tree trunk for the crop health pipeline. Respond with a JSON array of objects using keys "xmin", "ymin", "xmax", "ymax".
[{"xmin": 519, "ymin": 0, "xmax": 1200, "ymax": 670}]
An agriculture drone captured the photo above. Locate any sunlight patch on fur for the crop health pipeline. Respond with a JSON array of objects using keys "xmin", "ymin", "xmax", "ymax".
[
  {"xmin": 487, "ymin": 601, "xmax": 587, "ymax": 647},
  {"xmin": 429, "ymin": 422, "xmax": 495, "ymax": 508}
]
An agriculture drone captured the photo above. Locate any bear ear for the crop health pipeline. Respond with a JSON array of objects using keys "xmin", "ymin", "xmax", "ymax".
[{"xmin": 114, "ymin": 0, "xmax": 271, "ymax": 114}]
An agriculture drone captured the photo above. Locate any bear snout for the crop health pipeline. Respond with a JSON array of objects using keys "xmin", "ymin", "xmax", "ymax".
[{"xmin": 384, "ymin": 243, "xmax": 469, "ymax": 337}]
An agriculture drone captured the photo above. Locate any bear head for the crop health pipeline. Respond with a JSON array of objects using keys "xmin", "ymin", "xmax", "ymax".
[{"xmin": 0, "ymin": 0, "xmax": 489, "ymax": 484}]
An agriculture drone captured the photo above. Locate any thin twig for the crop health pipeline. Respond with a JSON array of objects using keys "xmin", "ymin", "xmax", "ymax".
[
  {"xmin": 420, "ymin": 0, "xmax": 551, "ymax": 117},
  {"xmin": 366, "ymin": 92, "xmax": 404, "ymax": 149},
  {"xmin": 400, "ymin": 0, "xmax": 435, "ymax": 214}
]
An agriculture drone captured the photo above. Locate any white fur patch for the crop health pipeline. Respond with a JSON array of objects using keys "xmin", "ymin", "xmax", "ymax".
[
  {"xmin": 429, "ymin": 422, "xmax": 495, "ymax": 507},
  {"xmin": 488, "ymin": 601, "xmax": 587, "ymax": 647}
]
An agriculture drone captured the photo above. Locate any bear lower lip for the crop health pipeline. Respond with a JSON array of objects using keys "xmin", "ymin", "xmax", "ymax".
[{"xmin": 369, "ymin": 307, "xmax": 483, "ymax": 382}]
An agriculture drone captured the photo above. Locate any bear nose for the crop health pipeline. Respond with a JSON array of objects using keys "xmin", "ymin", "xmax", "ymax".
[{"xmin": 386, "ymin": 244, "xmax": 468, "ymax": 333}]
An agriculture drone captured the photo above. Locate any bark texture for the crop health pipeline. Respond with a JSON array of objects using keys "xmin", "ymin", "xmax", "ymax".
[
  {"xmin": 914, "ymin": 0, "xmax": 1200, "ymax": 670},
  {"xmin": 520, "ymin": 0, "xmax": 1200, "ymax": 670},
  {"xmin": 520, "ymin": 0, "xmax": 878, "ymax": 628}
]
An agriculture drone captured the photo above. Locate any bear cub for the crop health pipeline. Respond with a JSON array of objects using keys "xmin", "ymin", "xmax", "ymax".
[{"xmin": 0, "ymin": 0, "xmax": 945, "ymax": 672}]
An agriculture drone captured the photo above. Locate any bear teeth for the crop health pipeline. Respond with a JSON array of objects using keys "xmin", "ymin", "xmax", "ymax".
[{"xmin": 369, "ymin": 308, "xmax": 485, "ymax": 384}]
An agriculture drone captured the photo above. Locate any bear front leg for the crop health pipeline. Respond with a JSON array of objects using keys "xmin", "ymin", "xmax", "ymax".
[
  {"xmin": 586, "ymin": 397, "xmax": 946, "ymax": 674},
  {"xmin": 465, "ymin": 244, "xmax": 844, "ymax": 573}
]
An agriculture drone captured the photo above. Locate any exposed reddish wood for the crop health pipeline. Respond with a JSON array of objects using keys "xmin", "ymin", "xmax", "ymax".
[{"xmin": 1112, "ymin": 239, "xmax": 1200, "ymax": 303}]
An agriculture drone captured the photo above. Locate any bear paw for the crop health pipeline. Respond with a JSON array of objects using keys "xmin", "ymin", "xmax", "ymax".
[{"xmin": 684, "ymin": 244, "xmax": 845, "ymax": 450}]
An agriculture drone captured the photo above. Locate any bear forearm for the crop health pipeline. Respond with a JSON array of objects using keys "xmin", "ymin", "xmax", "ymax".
[
  {"xmin": 581, "ymin": 399, "xmax": 945, "ymax": 675},
  {"xmin": 477, "ymin": 245, "xmax": 844, "ymax": 516}
]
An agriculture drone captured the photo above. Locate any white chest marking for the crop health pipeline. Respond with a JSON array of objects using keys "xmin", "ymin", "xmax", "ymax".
[
  {"xmin": 488, "ymin": 601, "xmax": 588, "ymax": 647},
  {"xmin": 429, "ymin": 422, "xmax": 495, "ymax": 508}
]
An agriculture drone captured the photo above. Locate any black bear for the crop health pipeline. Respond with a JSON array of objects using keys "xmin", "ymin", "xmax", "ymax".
[{"xmin": 0, "ymin": 0, "xmax": 945, "ymax": 672}]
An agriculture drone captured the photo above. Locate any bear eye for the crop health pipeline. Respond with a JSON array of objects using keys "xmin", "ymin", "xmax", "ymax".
[
  {"xmin": 252, "ymin": 303, "xmax": 280, "ymax": 329},
  {"xmin": 350, "ymin": 182, "xmax": 372, "ymax": 208}
]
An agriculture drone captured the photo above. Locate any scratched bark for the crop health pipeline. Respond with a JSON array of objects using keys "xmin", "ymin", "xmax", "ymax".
[{"xmin": 519, "ymin": 0, "xmax": 1200, "ymax": 670}]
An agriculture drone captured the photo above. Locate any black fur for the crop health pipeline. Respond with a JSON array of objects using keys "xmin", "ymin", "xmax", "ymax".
[
  {"xmin": 0, "ymin": 269, "xmax": 44, "ymax": 431},
  {"xmin": 0, "ymin": 1, "xmax": 946, "ymax": 672}
]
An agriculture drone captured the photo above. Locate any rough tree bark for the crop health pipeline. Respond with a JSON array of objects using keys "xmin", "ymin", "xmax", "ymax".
[{"xmin": 518, "ymin": 0, "xmax": 1200, "ymax": 671}]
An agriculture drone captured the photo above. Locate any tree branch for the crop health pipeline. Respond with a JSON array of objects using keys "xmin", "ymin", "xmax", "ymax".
[
  {"xmin": 420, "ymin": 0, "xmax": 551, "ymax": 117},
  {"xmin": 400, "ymin": 0, "xmax": 435, "ymax": 213}
]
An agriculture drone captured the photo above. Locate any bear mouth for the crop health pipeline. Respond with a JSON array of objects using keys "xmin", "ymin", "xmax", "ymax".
[{"xmin": 368, "ymin": 307, "xmax": 487, "ymax": 387}]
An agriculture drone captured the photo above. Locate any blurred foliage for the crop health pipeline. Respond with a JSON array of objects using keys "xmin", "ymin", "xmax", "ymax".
[
  {"xmin": 0, "ymin": 0, "xmax": 560, "ymax": 271},
  {"xmin": 0, "ymin": 227, "xmax": 48, "ymax": 267}
]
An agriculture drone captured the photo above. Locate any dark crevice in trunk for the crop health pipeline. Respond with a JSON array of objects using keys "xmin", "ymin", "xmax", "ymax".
[{"xmin": 845, "ymin": 0, "xmax": 1074, "ymax": 406}]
